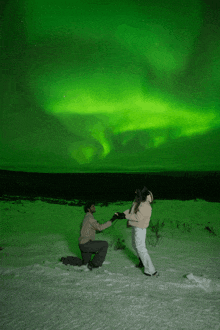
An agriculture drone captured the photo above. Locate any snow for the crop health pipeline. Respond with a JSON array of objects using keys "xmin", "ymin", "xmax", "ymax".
[{"xmin": 1, "ymin": 197, "xmax": 220, "ymax": 330}]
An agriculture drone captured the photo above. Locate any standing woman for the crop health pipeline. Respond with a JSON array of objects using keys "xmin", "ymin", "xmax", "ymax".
[{"xmin": 123, "ymin": 186, "xmax": 158, "ymax": 277}]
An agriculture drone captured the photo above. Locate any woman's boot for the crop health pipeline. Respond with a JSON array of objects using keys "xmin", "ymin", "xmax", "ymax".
[{"xmin": 136, "ymin": 257, "xmax": 144, "ymax": 268}]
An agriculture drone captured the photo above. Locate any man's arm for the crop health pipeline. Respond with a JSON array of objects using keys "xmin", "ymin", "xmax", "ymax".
[{"xmin": 90, "ymin": 218, "xmax": 112, "ymax": 232}]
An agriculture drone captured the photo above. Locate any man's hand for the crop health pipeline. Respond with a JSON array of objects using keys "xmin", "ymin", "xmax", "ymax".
[
  {"xmin": 110, "ymin": 212, "xmax": 126, "ymax": 222},
  {"xmin": 110, "ymin": 213, "xmax": 119, "ymax": 222}
]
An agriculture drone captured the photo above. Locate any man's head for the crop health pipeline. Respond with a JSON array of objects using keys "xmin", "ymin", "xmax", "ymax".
[
  {"xmin": 88, "ymin": 204, "xmax": 96, "ymax": 214},
  {"xmin": 84, "ymin": 201, "xmax": 96, "ymax": 214}
]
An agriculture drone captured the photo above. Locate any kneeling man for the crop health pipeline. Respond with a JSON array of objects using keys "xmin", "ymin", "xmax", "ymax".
[{"xmin": 79, "ymin": 201, "xmax": 125, "ymax": 270}]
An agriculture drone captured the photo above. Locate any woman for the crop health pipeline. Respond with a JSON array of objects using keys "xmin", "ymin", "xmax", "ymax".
[{"xmin": 122, "ymin": 186, "xmax": 158, "ymax": 277}]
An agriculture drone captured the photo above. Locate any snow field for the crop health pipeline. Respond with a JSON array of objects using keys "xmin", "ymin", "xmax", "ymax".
[{"xmin": 1, "ymin": 198, "xmax": 220, "ymax": 329}]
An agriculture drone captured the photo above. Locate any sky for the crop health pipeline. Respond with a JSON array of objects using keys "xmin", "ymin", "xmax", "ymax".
[{"xmin": 1, "ymin": 0, "xmax": 220, "ymax": 173}]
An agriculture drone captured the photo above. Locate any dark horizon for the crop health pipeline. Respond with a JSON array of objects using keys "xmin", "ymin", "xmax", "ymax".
[
  {"xmin": 0, "ymin": 168, "xmax": 220, "ymax": 175},
  {"xmin": 1, "ymin": 169, "xmax": 220, "ymax": 203}
]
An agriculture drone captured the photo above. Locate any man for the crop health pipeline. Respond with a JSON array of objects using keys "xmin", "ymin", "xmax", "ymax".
[{"xmin": 79, "ymin": 201, "xmax": 126, "ymax": 270}]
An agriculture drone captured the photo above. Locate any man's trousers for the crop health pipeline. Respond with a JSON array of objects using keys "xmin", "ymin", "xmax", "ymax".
[{"xmin": 79, "ymin": 240, "xmax": 108, "ymax": 267}]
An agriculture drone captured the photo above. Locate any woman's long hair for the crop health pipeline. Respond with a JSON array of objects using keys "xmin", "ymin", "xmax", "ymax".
[{"xmin": 129, "ymin": 186, "xmax": 153, "ymax": 214}]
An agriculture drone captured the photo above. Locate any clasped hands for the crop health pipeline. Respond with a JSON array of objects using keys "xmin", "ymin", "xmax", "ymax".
[{"xmin": 110, "ymin": 212, "xmax": 126, "ymax": 222}]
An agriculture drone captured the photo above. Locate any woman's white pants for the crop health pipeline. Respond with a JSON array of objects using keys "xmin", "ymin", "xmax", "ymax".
[{"xmin": 132, "ymin": 226, "xmax": 156, "ymax": 275}]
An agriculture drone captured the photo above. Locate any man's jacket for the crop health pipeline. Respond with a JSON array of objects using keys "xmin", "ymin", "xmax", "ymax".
[
  {"xmin": 123, "ymin": 201, "xmax": 152, "ymax": 229},
  {"xmin": 79, "ymin": 213, "xmax": 112, "ymax": 244}
]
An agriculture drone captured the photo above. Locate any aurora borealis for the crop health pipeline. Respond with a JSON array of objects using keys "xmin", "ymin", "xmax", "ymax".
[{"xmin": 1, "ymin": 0, "xmax": 220, "ymax": 173}]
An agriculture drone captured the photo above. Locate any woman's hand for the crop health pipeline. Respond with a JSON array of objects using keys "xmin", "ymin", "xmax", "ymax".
[{"xmin": 116, "ymin": 212, "xmax": 126, "ymax": 219}]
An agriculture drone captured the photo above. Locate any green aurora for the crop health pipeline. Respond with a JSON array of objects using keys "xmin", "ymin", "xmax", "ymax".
[{"xmin": 1, "ymin": 0, "xmax": 220, "ymax": 172}]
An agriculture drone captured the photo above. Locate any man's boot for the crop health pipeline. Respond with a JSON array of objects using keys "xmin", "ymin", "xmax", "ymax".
[{"xmin": 88, "ymin": 260, "xmax": 100, "ymax": 271}]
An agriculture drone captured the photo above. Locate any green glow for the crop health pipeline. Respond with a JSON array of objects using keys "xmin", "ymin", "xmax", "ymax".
[
  {"xmin": 45, "ymin": 87, "xmax": 219, "ymax": 163},
  {"xmin": 46, "ymin": 88, "xmax": 218, "ymax": 153},
  {"xmin": 69, "ymin": 143, "xmax": 95, "ymax": 164},
  {"xmin": 25, "ymin": 49, "xmax": 219, "ymax": 164},
  {"xmin": 89, "ymin": 122, "xmax": 112, "ymax": 159},
  {"xmin": 19, "ymin": 0, "xmax": 215, "ymax": 163},
  {"xmin": 1, "ymin": 0, "xmax": 220, "ymax": 172},
  {"xmin": 27, "ymin": 64, "xmax": 219, "ymax": 160}
]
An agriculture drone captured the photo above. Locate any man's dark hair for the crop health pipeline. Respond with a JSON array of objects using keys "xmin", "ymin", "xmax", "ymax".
[{"xmin": 84, "ymin": 201, "xmax": 95, "ymax": 213}]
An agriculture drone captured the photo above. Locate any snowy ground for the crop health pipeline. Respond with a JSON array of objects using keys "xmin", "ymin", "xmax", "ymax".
[{"xmin": 1, "ymin": 197, "xmax": 220, "ymax": 330}]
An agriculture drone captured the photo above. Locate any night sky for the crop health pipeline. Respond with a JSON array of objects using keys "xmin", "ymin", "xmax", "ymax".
[{"xmin": 1, "ymin": 0, "xmax": 220, "ymax": 173}]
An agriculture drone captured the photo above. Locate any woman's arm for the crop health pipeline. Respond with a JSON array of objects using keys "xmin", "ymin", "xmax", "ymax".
[{"xmin": 125, "ymin": 204, "xmax": 152, "ymax": 227}]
